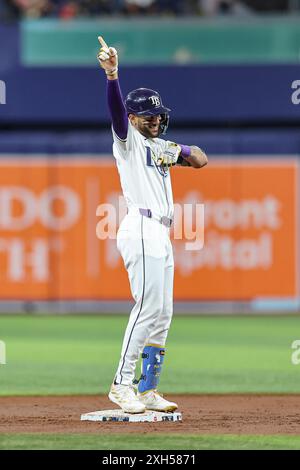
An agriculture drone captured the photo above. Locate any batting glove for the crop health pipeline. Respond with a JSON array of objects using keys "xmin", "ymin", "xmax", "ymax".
[
  {"xmin": 157, "ymin": 141, "xmax": 182, "ymax": 168},
  {"xmin": 97, "ymin": 36, "xmax": 118, "ymax": 76}
]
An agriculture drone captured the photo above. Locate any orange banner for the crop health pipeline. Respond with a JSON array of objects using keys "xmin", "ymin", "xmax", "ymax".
[
  {"xmin": 0, "ymin": 157, "xmax": 297, "ymax": 300},
  {"xmin": 172, "ymin": 159, "xmax": 298, "ymax": 299}
]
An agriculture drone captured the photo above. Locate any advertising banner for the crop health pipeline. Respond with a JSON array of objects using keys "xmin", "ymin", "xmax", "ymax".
[{"xmin": 0, "ymin": 157, "xmax": 297, "ymax": 301}]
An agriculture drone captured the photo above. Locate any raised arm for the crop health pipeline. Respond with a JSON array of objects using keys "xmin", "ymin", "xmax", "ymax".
[{"xmin": 97, "ymin": 36, "xmax": 128, "ymax": 140}]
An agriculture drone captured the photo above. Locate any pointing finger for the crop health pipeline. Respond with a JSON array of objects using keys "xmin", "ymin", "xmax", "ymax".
[{"xmin": 98, "ymin": 36, "xmax": 108, "ymax": 48}]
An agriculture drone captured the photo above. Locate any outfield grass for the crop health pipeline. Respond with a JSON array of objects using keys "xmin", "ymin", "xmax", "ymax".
[
  {"xmin": 1, "ymin": 433, "xmax": 300, "ymax": 450},
  {"xmin": 0, "ymin": 315, "xmax": 299, "ymax": 395}
]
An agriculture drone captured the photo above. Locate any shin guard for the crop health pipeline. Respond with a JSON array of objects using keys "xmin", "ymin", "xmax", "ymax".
[{"xmin": 138, "ymin": 345, "xmax": 165, "ymax": 394}]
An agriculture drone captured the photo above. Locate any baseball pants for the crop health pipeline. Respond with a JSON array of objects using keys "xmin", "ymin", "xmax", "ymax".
[{"xmin": 114, "ymin": 213, "xmax": 174, "ymax": 386}]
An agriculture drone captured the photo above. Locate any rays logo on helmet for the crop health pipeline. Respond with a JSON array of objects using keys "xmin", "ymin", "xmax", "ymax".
[{"xmin": 149, "ymin": 96, "xmax": 160, "ymax": 107}]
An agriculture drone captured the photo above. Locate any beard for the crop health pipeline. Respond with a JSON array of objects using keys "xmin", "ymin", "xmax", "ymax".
[{"xmin": 138, "ymin": 122, "xmax": 160, "ymax": 139}]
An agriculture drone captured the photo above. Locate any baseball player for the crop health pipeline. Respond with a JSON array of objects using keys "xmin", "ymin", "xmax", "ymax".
[{"xmin": 97, "ymin": 36, "xmax": 208, "ymax": 414}]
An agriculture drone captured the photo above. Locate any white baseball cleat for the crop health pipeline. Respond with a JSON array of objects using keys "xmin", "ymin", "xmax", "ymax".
[
  {"xmin": 108, "ymin": 384, "xmax": 146, "ymax": 414},
  {"xmin": 137, "ymin": 390, "xmax": 178, "ymax": 412}
]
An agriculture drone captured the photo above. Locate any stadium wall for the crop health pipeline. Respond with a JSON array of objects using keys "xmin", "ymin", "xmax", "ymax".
[
  {"xmin": 1, "ymin": 22, "xmax": 300, "ymax": 125},
  {"xmin": 0, "ymin": 155, "xmax": 298, "ymax": 314}
]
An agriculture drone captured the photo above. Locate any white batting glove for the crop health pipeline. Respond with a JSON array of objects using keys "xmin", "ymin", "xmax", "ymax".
[
  {"xmin": 97, "ymin": 36, "xmax": 118, "ymax": 76},
  {"xmin": 156, "ymin": 141, "xmax": 181, "ymax": 168}
]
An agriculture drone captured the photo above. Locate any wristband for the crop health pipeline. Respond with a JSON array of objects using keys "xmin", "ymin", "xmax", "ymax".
[
  {"xmin": 180, "ymin": 144, "xmax": 191, "ymax": 159},
  {"xmin": 105, "ymin": 67, "xmax": 118, "ymax": 76}
]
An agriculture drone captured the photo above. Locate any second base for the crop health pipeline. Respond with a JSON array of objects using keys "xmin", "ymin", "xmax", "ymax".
[{"xmin": 81, "ymin": 409, "xmax": 182, "ymax": 423}]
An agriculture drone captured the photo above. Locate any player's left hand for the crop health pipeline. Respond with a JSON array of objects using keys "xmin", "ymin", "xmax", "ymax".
[{"xmin": 156, "ymin": 141, "xmax": 181, "ymax": 168}]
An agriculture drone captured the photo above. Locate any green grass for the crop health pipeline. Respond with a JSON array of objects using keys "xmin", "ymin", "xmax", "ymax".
[
  {"xmin": 1, "ymin": 433, "xmax": 300, "ymax": 450},
  {"xmin": 0, "ymin": 315, "xmax": 300, "ymax": 395}
]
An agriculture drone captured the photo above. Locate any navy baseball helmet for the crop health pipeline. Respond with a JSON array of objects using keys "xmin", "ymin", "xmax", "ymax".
[{"xmin": 125, "ymin": 88, "xmax": 171, "ymax": 135}]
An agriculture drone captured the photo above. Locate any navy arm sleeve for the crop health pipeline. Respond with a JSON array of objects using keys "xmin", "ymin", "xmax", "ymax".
[{"xmin": 107, "ymin": 79, "xmax": 128, "ymax": 140}]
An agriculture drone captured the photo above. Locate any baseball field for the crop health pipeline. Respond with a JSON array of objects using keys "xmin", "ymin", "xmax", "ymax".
[{"xmin": 0, "ymin": 314, "xmax": 300, "ymax": 450}]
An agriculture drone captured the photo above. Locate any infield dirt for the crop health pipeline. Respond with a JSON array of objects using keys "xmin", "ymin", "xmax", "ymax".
[{"xmin": 1, "ymin": 395, "xmax": 300, "ymax": 434}]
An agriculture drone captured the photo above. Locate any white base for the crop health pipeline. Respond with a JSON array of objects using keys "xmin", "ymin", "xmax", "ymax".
[{"xmin": 81, "ymin": 409, "xmax": 182, "ymax": 423}]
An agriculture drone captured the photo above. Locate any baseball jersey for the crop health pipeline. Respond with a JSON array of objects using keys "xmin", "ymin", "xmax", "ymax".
[{"xmin": 112, "ymin": 121, "xmax": 174, "ymax": 219}]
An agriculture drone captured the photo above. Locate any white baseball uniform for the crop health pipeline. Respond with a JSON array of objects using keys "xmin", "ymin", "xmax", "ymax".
[{"xmin": 112, "ymin": 122, "xmax": 174, "ymax": 386}]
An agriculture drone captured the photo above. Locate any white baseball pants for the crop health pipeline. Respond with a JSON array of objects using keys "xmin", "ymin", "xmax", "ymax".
[{"xmin": 114, "ymin": 213, "xmax": 174, "ymax": 386}]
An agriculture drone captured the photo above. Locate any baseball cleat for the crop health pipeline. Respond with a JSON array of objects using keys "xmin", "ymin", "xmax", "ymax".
[
  {"xmin": 108, "ymin": 384, "xmax": 146, "ymax": 414},
  {"xmin": 137, "ymin": 390, "xmax": 178, "ymax": 412}
]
